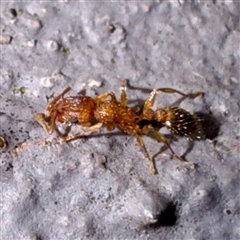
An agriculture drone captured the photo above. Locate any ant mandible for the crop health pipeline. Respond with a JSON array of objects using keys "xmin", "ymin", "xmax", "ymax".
[{"xmin": 35, "ymin": 80, "xmax": 204, "ymax": 175}]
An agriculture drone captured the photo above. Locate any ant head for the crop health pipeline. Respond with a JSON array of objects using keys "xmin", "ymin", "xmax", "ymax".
[{"xmin": 44, "ymin": 87, "xmax": 71, "ymax": 117}]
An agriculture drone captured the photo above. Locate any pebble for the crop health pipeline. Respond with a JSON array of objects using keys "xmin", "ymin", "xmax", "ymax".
[
  {"xmin": 0, "ymin": 70, "xmax": 14, "ymax": 90},
  {"xmin": 5, "ymin": 8, "xmax": 17, "ymax": 19},
  {"xmin": 110, "ymin": 24, "xmax": 127, "ymax": 45},
  {"xmin": 0, "ymin": 136, "xmax": 7, "ymax": 149},
  {"xmin": 27, "ymin": 39, "xmax": 37, "ymax": 47},
  {"xmin": 40, "ymin": 76, "xmax": 54, "ymax": 88},
  {"xmin": 44, "ymin": 39, "xmax": 59, "ymax": 52},
  {"xmin": 21, "ymin": 15, "xmax": 42, "ymax": 30},
  {"xmin": 0, "ymin": 35, "xmax": 12, "ymax": 44}
]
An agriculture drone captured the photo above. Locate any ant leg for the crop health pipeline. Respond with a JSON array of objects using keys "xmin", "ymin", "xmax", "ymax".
[
  {"xmin": 157, "ymin": 88, "xmax": 204, "ymax": 108},
  {"xmin": 106, "ymin": 123, "xmax": 116, "ymax": 131},
  {"xmin": 35, "ymin": 112, "xmax": 57, "ymax": 135},
  {"xmin": 156, "ymin": 88, "xmax": 204, "ymax": 100},
  {"xmin": 95, "ymin": 92, "xmax": 117, "ymax": 104},
  {"xmin": 140, "ymin": 89, "xmax": 158, "ymax": 120},
  {"xmin": 35, "ymin": 113, "xmax": 51, "ymax": 133},
  {"xmin": 48, "ymin": 110, "xmax": 59, "ymax": 134},
  {"xmin": 35, "ymin": 110, "xmax": 68, "ymax": 136},
  {"xmin": 63, "ymin": 123, "xmax": 103, "ymax": 142},
  {"xmin": 144, "ymin": 88, "xmax": 204, "ymax": 110},
  {"xmin": 47, "ymin": 87, "xmax": 71, "ymax": 110},
  {"xmin": 148, "ymin": 126, "xmax": 195, "ymax": 168},
  {"xmin": 120, "ymin": 78, "xmax": 128, "ymax": 106},
  {"xmin": 135, "ymin": 135, "xmax": 158, "ymax": 175},
  {"xmin": 143, "ymin": 89, "xmax": 158, "ymax": 110},
  {"xmin": 142, "ymin": 88, "xmax": 204, "ymax": 117}
]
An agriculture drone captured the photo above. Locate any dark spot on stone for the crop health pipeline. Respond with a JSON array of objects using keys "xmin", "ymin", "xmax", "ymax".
[
  {"xmin": 226, "ymin": 210, "xmax": 231, "ymax": 215},
  {"xmin": 144, "ymin": 202, "xmax": 177, "ymax": 229}
]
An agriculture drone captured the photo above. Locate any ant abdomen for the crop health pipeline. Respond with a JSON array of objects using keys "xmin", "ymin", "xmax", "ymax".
[{"xmin": 156, "ymin": 107, "xmax": 204, "ymax": 140}]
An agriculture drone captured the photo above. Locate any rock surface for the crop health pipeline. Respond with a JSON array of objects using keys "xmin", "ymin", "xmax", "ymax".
[{"xmin": 1, "ymin": 1, "xmax": 239, "ymax": 240}]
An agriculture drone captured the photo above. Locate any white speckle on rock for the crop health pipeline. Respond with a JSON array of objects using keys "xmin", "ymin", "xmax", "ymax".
[
  {"xmin": 230, "ymin": 77, "xmax": 238, "ymax": 84},
  {"xmin": 88, "ymin": 78, "xmax": 102, "ymax": 88},
  {"xmin": 40, "ymin": 76, "xmax": 54, "ymax": 88},
  {"xmin": 143, "ymin": 209, "xmax": 155, "ymax": 221},
  {"xmin": 218, "ymin": 102, "xmax": 228, "ymax": 115},
  {"xmin": 42, "ymin": 8, "xmax": 47, "ymax": 13}
]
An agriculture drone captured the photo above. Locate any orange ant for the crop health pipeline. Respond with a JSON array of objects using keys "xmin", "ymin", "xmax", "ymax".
[{"xmin": 35, "ymin": 80, "xmax": 204, "ymax": 175}]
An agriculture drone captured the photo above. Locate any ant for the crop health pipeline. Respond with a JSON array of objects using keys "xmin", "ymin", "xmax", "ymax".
[{"xmin": 35, "ymin": 80, "xmax": 204, "ymax": 175}]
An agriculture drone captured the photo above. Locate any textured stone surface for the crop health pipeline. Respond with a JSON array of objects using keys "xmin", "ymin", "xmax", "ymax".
[{"xmin": 0, "ymin": 1, "xmax": 239, "ymax": 240}]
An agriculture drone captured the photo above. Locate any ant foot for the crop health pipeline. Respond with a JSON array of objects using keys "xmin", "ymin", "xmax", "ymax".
[
  {"xmin": 176, "ymin": 162, "xmax": 196, "ymax": 172},
  {"xmin": 150, "ymin": 165, "xmax": 158, "ymax": 175},
  {"xmin": 184, "ymin": 161, "xmax": 196, "ymax": 169}
]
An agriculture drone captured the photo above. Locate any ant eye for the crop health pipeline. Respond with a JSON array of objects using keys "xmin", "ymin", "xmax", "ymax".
[
  {"xmin": 70, "ymin": 117, "xmax": 78, "ymax": 124},
  {"xmin": 134, "ymin": 116, "xmax": 140, "ymax": 121}
]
